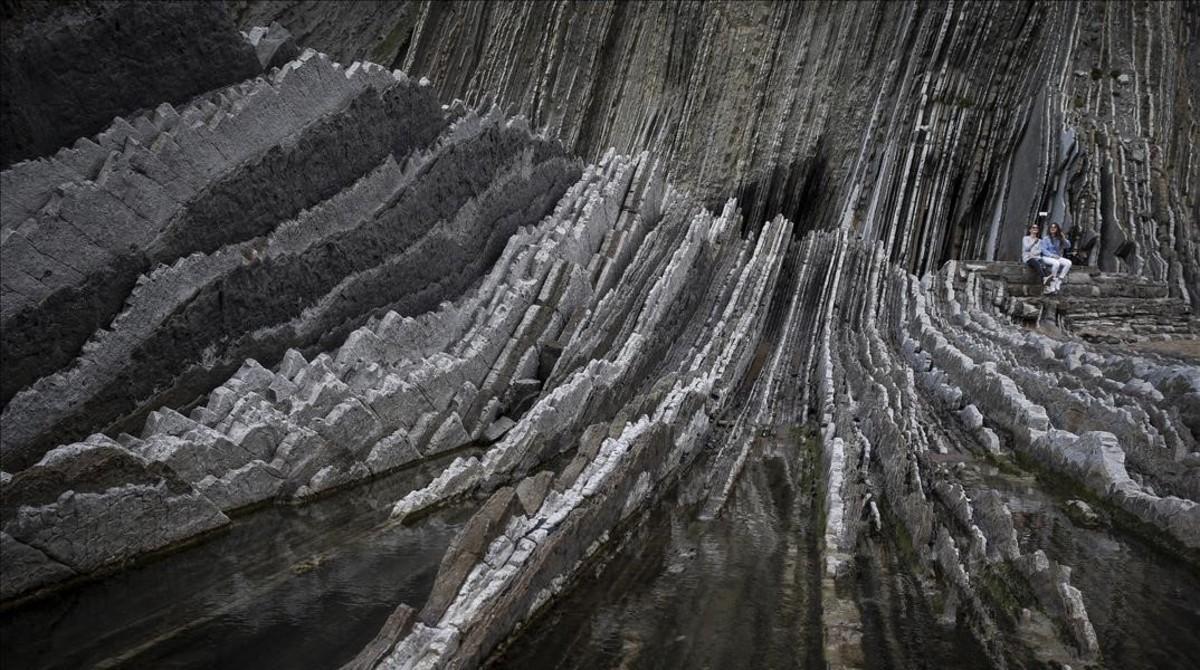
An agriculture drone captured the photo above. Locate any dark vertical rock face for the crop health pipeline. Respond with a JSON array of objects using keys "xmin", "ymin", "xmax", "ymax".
[
  {"xmin": 235, "ymin": 0, "xmax": 1200, "ymax": 300},
  {"xmin": 0, "ymin": 1, "xmax": 262, "ymax": 167},
  {"xmin": 1, "ymin": 2, "xmax": 1198, "ymax": 670}
]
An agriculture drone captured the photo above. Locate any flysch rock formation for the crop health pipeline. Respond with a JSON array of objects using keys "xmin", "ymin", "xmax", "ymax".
[
  {"xmin": 0, "ymin": 45, "xmax": 579, "ymax": 471},
  {"xmin": 1, "ymin": 2, "xmax": 1198, "ymax": 669},
  {"xmin": 232, "ymin": 0, "xmax": 1200, "ymax": 303}
]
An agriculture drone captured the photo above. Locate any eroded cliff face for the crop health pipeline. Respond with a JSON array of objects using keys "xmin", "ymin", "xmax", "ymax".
[
  {"xmin": 234, "ymin": 0, "xmax": 1200, "ymax": 295},
  {"xmin": 1, "ymin": 2, "xmax": 1198, "ymax": 669}
]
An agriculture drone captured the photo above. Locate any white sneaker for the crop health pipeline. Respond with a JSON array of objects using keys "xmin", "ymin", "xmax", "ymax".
[{"xmin": 1049, "ymin": 278, "xmax": 1062, "ymax": 294}]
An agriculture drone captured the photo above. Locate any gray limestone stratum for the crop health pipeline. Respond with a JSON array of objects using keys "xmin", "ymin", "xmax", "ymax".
[{"xmin": 1, "ymin": 2, "xmax": 1198, "ymax": 669}]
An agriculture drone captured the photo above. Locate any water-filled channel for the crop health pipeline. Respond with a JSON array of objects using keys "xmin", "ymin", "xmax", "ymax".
[
  {"xmin": 496, "ymin": 423, "xmax": 1200, "ymax": 670},
  {"xmin": 0, "ymin": 453, "xmax": 476, "ymax": 670},
  {"xmin": 4, "ymin": 424, "xmax": 1197, "ymax": 669},
  {"xmin": 495, "ymin": 433, "xmax": 827, "ymax": 668}
]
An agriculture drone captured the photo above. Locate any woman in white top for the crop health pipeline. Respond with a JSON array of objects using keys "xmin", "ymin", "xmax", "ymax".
[{"xmin": 1021, "ymin": 222, "xmax": 1065, "ymax": 295}]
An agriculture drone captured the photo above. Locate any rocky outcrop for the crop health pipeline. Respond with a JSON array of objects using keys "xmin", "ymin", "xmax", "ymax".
[
  {"xmin": 811, "ymin": 240, "xmax": 1198, "ymax": 666},
  {"xmin": 1, "ymin": 2, "xmax": 1197, "ymax": 669},
  {"xmin": 362, "ymin": 195, "xmax": 1198, "ymax": 670},
  {"xmin": 0, "ymin": 48, "xmax": 576, "ymax": 471},
  {"xmin": 0, "ymin": 434, "xmax": 228, "ymax": 602}
]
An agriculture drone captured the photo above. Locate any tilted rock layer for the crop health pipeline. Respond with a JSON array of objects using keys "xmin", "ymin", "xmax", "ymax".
[
  {"xmin": 234, "ymin": 0, "xmax": 1200, "ymax": 296},
  {"xmin": 1, "ymin": 1, "xmax": 1197, "ymax": 669}
]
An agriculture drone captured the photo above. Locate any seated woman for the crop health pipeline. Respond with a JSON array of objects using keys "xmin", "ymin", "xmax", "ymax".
[
  {"xmin": 1041, "ymin": 222, "xmax": 1073, "ymax": 293},
  {"xmin": 1022, "ymin": 222, "xmax": 1063, "ymax": 294}
]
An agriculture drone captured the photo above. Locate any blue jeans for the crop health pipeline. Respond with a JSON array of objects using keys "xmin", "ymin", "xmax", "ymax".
[{"xmin": 1025, "ymin": 258, "xmax": 1050, "ymax": 278}]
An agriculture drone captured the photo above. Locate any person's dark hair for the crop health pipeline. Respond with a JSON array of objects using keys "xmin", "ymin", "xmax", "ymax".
[{"xmin": 1048, "ymin": 222, "xmax": 1064, "ymax": 240}]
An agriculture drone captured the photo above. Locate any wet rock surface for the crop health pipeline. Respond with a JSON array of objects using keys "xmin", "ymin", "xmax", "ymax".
[{"xmin": 2, "ymin": 2, "xmax": 1199, "ymax": 669}]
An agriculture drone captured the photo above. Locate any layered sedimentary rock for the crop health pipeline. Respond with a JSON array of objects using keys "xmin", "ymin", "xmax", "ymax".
[
  {"xmin": 0, "ymin": 1, "xmax": 265, "ymax": 167},
  {"xmin": 361, "ymin": 213, "xmax": 1198, "ymax": 670},
  {"xmin": 0, "ymin": 47, "xmax": 578, "ymax": 471},
  {"xmin": 1, "ymin": 1, "xmax": 1198, "ymax": 669},
  {"xmin": 233, "ymin": 0, "xmax": 1200, "ymax": 304}
]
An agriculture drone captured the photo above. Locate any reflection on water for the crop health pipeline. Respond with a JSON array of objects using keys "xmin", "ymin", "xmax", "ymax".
[
  {"xmin": 955, "ymin": 451, "xmax": 1200, "ymax": 669},
  {"xmin": 991, "ymin": 469, "xmax": 1200, "ymax": 669},
  {"xmin": 1, "ymin": 455, "xmax": 476, "ymax": 670},
  {"xmin": 1053, "ymin": 519, "xmax": 1200, "ymax": 669},
  {"xmin": 496, "ymin": 431, "xmax": 990, "ymax": 669},
  {"xmin": 4, "ymin": 423, "xmax": 1197, "ymax": 670},
  {"xmin": 499, "ymin": 426, "xmax": 1200, "ymax": 670},
  {"xmin": 495, "ymin": 433, "xmax": 827, "ymax": 669}
]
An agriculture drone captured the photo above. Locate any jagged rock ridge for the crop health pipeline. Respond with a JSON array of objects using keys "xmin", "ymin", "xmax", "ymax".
[{"xmin": 0, "ymin": 2, "xmax": 1198, "ymax": 670}]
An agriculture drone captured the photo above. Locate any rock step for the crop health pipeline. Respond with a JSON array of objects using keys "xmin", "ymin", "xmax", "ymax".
[
  {"xmin": 999, "ymin": 293, "xmax": 1194, "ymax": 342},
  {"xmin": 1004, "ymin": 281, "xmax": 1168, "ymax": 299},
  {"xmin": 958, "ymin": 262, "xmax": 1171, "ymax": 298},
  {"xmin": 1053, "ymin": 297, "xmax": 1196, "ymax": 341}
]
